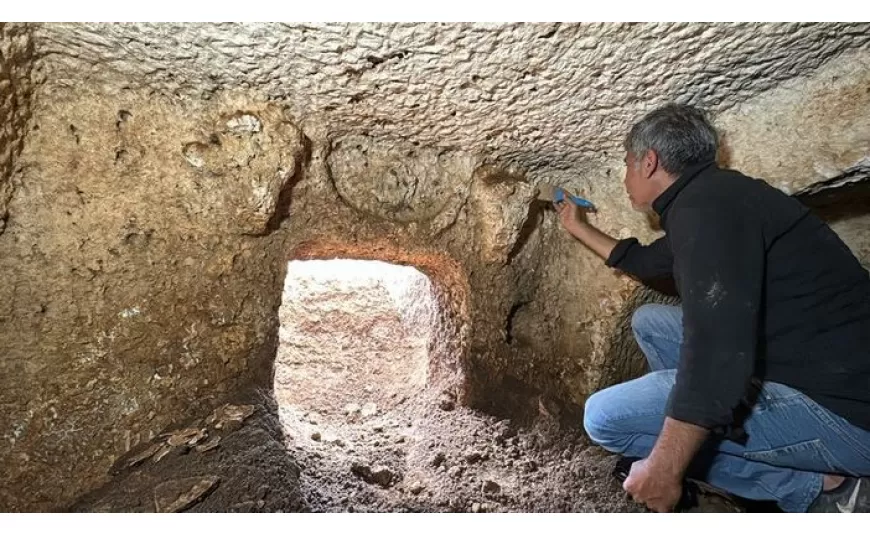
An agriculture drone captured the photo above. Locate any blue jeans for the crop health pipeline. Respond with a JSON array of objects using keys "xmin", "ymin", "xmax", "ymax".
[{"xmin": 584, "ymin": 304, "xmax": 870, "ymax": 512}]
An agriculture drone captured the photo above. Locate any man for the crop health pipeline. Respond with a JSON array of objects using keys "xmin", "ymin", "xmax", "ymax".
[{"xmin": 556, "ymin": 103, "xmax": 870, "ymax": 513}]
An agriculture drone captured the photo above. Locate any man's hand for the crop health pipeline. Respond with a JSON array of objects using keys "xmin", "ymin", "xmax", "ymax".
[
  {"xmin": 554, "ymin": 200, "xmax": 584, "ymax": 234},
  {"xmin": 552, "ymin": 200, "xmax": 618, "ymax": 260},
  {"xmin": 623, "ymin": 418, "xmax": 709, "ymax": 512},
  {"xmin": 623, "ymin": 457, "xmax": 683, "ymax": 513}
]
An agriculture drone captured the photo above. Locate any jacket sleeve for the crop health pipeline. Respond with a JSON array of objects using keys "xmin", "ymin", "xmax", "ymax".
[
  {"xmin": 666, "ymin": 206, "xmax": 764, "ymax": 429},
  {"xmin": 606, "ymin": 236, "xmax": 673, "ymax": 281}
]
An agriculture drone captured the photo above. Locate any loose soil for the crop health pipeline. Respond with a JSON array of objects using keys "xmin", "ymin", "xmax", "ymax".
[{"xmin": 69, "ymin": 387, "xmax": 745, "ymax": 513}]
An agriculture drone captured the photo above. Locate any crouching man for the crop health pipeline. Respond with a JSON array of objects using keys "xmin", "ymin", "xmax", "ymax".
[{"xmin": 557, "ymin": 103, "xmax": 870, "ymax": 513}]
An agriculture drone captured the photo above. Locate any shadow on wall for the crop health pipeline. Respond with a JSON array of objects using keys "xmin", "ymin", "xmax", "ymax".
[
  {"xmin": 796, "ymin": 176, "xmax": 870, "ymax": 270},
  {"xmin": 796, "ymin": 176, "xmax": 870, "ymax": 223}
]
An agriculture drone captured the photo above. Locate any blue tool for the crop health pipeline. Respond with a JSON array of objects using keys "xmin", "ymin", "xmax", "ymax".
[{"xmin": 553, "ymin": 187, "xmax": 595, "ymax": 210}]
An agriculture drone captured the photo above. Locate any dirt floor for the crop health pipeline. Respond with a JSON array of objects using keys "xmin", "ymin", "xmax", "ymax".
[
  {"xmin": 67, "ymin": 260, "xmax": 751, "ymax": 513},
  {"xmin": 68, "ymin": 385, "xmax": 753, "ymax": 513}
]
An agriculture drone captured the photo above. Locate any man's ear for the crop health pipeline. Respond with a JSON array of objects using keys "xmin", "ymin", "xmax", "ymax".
[{"xmin": 642, "ymin": 149, "xmax": 658, "ymax": 179}]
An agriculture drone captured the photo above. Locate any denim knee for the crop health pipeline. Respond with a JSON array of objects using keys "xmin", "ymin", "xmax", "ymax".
[
  {"xmin": 584, "ymin": 371, "xmax": 676, "ymax": 455},
  {"xmin": 583, "ymin": 387, "xmax": 623, "ymax": 452},
  {"xmin": 630, "ymin": 303, "xmax": 666, "ymax": 339}
]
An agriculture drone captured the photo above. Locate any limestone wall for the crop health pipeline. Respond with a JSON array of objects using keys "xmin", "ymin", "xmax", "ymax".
[{"xmin": 0, "ymin": 23, "xmax": 34, "ymax": 233}]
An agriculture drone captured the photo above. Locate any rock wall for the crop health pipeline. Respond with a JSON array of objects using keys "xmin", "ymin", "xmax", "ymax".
[
  {"xmin": 0, "ymin": 23, "xmax": 34, "ymax": 234},
  {"xmin": 35, "ymin": 23, "xmax": 870, "ymax": 181},
  {"xmin": 718, "ymin": 49, "xmax": 870, "ymax": 195},
  {"xmin": 0, "ymin": 89, "xmax": 308, "ymax": 510},
  {"xmin": 2, "ymin": 23, "xmax": 870, "ymax": 511}
]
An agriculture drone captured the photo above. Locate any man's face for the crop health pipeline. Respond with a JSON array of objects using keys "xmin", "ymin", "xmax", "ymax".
[{"xmin": 623, "ymin": 151, "xmax": 654, "ymax": 212}]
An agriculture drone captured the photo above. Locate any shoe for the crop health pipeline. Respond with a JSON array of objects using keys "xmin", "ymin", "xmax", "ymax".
[{"xmin": 808, "ymin": 477, "xmax": 870, "ymax": 513}]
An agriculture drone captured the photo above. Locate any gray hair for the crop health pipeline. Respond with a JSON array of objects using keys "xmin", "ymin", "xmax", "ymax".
[{"xmin": 624, "ymin": 103, "xmax": 719, "ymax": 175}]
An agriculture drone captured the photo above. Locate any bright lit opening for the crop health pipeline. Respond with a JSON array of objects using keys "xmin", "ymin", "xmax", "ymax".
[{"xmin": 274, "ymin": 259, "xmax": 437, "ymax": 421}]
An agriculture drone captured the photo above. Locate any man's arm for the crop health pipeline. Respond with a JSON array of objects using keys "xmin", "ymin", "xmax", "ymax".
[
  {"xmin": 647, "ymin": 418, "xmax": 708, "ymax": 476},
  {"xmin": 558, "ymin": 207, "xmax": 619, "ymax": 259},
  {"xmin": 556, "ymin": 200, "xmax": 673, "ymax": 281},
  {"xmin": 667, "ymin": 205, "xmax": 763, "ymax": 429}
]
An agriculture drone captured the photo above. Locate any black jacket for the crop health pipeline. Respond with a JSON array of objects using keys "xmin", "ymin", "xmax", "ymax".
[{"xmin": 606, "ymin": 162, "xmax": 870, "ymax": 433}]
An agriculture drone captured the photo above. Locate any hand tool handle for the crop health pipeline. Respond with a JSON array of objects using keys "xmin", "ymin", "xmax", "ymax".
[{"xmin": 554, "ymin": 187, "xmax": 596, "ymax": 210}]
